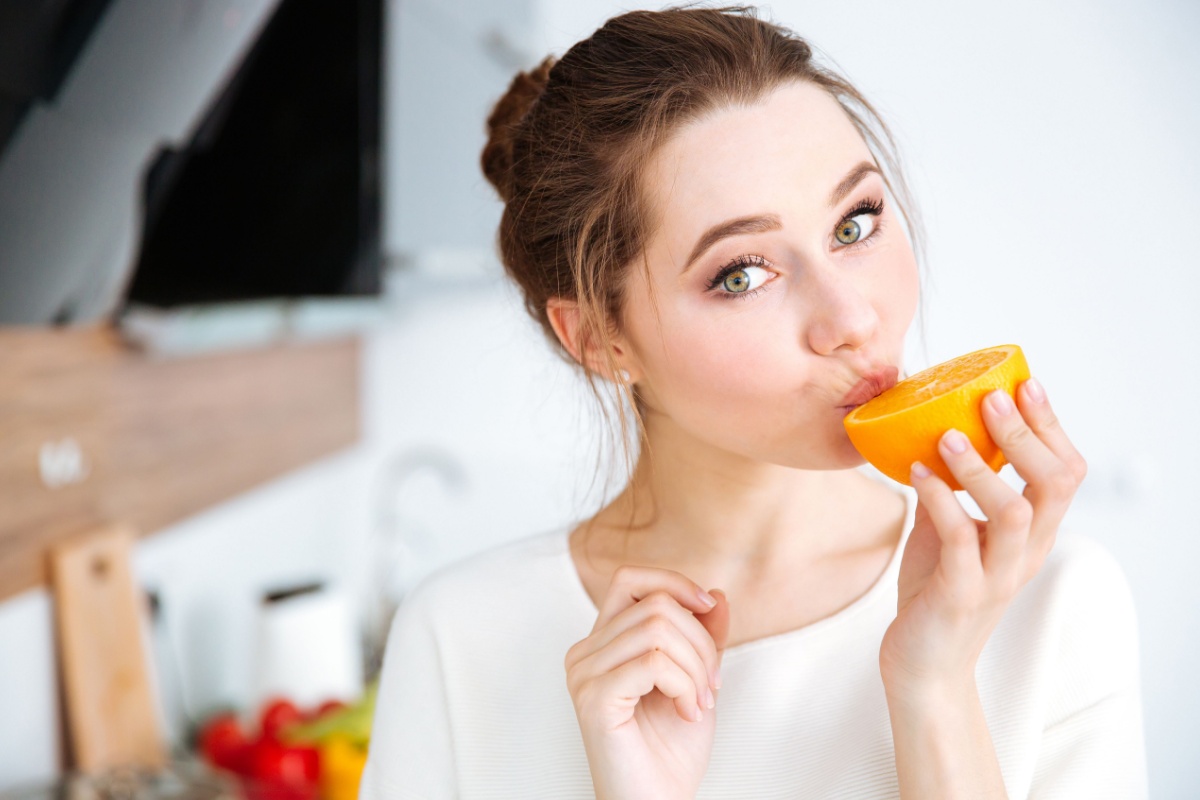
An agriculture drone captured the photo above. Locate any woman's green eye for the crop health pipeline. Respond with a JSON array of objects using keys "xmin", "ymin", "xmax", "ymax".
[
  {"xmin": 710, "ymin": 263, "xmax": 773, "ymax": 297},
  {"xmin": 723, "ymin": 270, "xmax": 751, "ymax": 292},
  {"xmin": 834, "ymin": 213, "xmax": 876, "ymax": 246},
  {"xmin": 835, "ymin": 219, "xmax": 860, "ymax": 244}
]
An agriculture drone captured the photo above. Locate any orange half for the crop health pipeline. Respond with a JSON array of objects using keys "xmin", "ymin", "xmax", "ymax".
[{"xmin": 843, "ymin": 344, "xmax": 1031, "ymax": 490}]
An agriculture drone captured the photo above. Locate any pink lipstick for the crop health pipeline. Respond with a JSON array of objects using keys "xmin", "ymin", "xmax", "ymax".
[{"xmin": 839, "ymin": 366, "xmax": 899, "ymax": 408}]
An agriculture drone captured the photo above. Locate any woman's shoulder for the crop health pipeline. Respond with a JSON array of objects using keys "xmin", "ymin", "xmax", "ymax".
[
  {"xmin": 1011, "ymin": 528, "xmax": 1139, "ymax": 647},
  {"xmin": 395, "ymin": 526, "xmax": 579, "ymax": 625},
  {"xmin": 993, "ymin": 528, "xmax": 1141, "ymax": 725},
  {"xmin": 1034, "ymin": 529, "xmax": 1137, "ymax": 616}
]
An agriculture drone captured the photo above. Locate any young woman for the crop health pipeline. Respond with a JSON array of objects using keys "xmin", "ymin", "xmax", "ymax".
[{"xmin": 360, "ymin": 7, "xmax": 1147, "ymax": 798}]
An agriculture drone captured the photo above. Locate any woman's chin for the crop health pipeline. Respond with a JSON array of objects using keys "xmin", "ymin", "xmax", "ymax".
[
  {"xmin": 835, "ymin": 434, "xmax": 868, "ymax": 466},
  {"xmin": 784, "ymin": 433, "xmax": 866, "ymax": 472}
]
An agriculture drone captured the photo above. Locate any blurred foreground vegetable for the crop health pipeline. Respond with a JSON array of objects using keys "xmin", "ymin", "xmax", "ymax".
[{"xmin": 195, "ymin": 682, "xmax": 377, "ymax": 800}]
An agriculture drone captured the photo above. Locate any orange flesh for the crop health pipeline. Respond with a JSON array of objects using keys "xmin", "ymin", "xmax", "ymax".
[{"xmin": 851, "ymin": 348, "xmax": 1012, "ymax": 420}]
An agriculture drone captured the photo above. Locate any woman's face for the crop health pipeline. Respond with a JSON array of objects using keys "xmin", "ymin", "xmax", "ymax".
[{"xmin": 619, "ymin": 79, "xmax": 920, "ymax": 470}]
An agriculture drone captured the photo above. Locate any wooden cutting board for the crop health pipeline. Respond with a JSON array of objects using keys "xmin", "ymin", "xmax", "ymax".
[{"xmin": 49, "ymin": 524, "xmax": 166, "ymax": 772}]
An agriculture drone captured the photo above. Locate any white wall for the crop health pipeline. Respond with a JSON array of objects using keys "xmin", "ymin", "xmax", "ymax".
[
  {"xmin": 535, "ymin": 1, "xmax": 1199, "ymax": 795},
  {"xmin": 2, "ymin": 0, "xmax": 1197, "ymax": 795},
  {"xmin": 384, "ymin": 0, "xmax": 537, "ymax": 254}
]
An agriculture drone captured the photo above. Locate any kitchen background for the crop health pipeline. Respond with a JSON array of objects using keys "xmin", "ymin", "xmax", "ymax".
[{"xmin": 1, "ymin": 0, "xmax": 1197, "ymax": 796}]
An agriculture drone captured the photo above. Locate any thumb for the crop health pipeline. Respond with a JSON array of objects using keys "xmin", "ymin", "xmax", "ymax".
[
  {"xmin": 913, "ymin": 497, "xmax": 931, "ymax": 528},
  {"xmin": 697, "ymin": 588, "xmax": 730, "ymax": 663}
]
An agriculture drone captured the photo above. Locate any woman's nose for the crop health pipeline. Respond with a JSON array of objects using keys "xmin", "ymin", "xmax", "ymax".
[{"xmin": 803, "ymin": 267, "xmax": 881, "ymax": 356}]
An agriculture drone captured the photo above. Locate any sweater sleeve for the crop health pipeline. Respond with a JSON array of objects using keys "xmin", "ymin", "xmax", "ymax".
[
  {"xmin": 1027, "ymin": 536, "xmax": 1149, "ymax": 799},
  {"xmin": 359, "ymin": 585, "xmax": 457, "ymax": 800}
]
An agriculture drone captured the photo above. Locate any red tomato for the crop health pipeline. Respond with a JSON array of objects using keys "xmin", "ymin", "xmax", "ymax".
[
  {"xmin": 252, "ymin": 738, "xmax": 321, "ymax": 787},
  {"xmin": 259, "ymin": 698, "xmax": 303, "ymax": 740},
  {"xmin": 199, "ymin": 713, "xmax": 252, "ymax": 773},
  {"xmin": 242, "ymin": 781, "xmax": 317, "ymax": 800}
]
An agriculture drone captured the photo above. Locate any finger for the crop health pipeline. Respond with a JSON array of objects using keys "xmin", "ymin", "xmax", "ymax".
[
  {"xmin": 982, "ymin": 386, "xmax": 1075, "ymax": 510},
  {"xmin": 937, "ymin": 426, "xmax": 1020, "ymax": 519},
  {"xmin": 987, "ymin": 382, "xmax": 1082, "ymax": 572},
  {"xmin": 594, "ymin": 648, "xmax": 705, "ymax": 723},
  {"xmin": 594, "ymin": 564, "xmax": 717, "ymax": 632},
  {"xmin": 910, "ymin": 460, "xmax": 983, "ymax": 591},
  {"xmin": 574, "ymin": 614, "xmax": 715, "ymax": 712},
  {"xmin": 1012, "ymin": 379, "xmax": 1083, "ymax": 574},
  {"xmin": 1014, "ymin": 378, "xmax": 1089, "ymax": 490},
  {"xmin": 936, "ymin": 424, "xmax": 1032, "ymax": 584},
  {"xmin": 585, "ymin": 591, "xmax": 721, "ymax": 691},
  {"xmin": 699, "ymin": 589, "xmax": 730, "ymax": 690}
]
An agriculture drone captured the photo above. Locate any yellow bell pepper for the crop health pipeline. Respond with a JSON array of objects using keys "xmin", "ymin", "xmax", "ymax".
[{"xmin": 319, "ymin": 734, "xmax": 369, "ymax": 800}]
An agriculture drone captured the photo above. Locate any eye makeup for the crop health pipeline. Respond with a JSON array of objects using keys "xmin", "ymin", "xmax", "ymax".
[
  {"xmin": 833, "ymin": 197, "xmax": 885, "ymax": 248},
  {"xmin": 703, "ymin": 195, "xmax": 887, "ymax": 301},
  {"xmin": 706, "ymin": 254, "xmax": 775, "ymax": 301}
]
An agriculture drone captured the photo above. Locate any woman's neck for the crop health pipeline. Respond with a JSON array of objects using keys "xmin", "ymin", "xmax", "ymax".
[{"xmin": 583, "ymin": 420, "xmax": 893, "ymax": 589}]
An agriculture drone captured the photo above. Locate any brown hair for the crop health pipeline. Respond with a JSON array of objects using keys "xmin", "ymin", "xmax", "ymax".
[{"xmin": 481, "ymin": 5, "xmax": 927, "ymax": 513}]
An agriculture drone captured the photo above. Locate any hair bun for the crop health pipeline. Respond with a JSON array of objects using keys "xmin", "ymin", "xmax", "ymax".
[{"xmin": 481, "ymin": 56, "xmax": 555, "ymax": 203}]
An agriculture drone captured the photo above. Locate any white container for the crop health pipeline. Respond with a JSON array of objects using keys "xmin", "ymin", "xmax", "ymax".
[{"xmin": 253, "ymin": 583, "xmax": 362, "ymax": 710}]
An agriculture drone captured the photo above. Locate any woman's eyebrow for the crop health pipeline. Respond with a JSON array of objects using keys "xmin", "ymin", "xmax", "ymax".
[
  {"xmin": 828, "ymin": 160, "xmax": 881, "ymax": 207},
  {"xmin": 683, "ymin": 214, "xmax": 782, "ymax": 274},
  {"xmin": 681, "ymin": 160, "xmax": 882, "ymax": 275}
]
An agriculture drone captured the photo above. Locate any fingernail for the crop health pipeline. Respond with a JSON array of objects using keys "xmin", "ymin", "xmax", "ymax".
[
  {"xmin": 711, "ymin": 666, "xmax": 722, "ymax": 690},
  {"xmin": 698, "ymin": 589, "xmax": 717, "ymax": 608},
  {"xmin": 705, "ymin": 686, "xmax": 715, "ymax": 709},
  {"xmin": 987, "ymin": 389, "xmax": 1014, "ymax": 415},
  {"xmin": 692, "ymin": 706, "xmax": 704, "ymax": 722},
  {"xmin": 911, "ymin": 461, "xmax": 932, "ymax": 479},
  {"xmin": 942, "ymin": 429, "xmax": 969, "ymax": 454},
  {"xmin": 1024, "ymin": 377, "xmax": 1046, "ymax": 404}
]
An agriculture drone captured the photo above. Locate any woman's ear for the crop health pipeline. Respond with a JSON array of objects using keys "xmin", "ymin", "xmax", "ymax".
[
  {"xmin": 546, "ymin": 296, "xmax": 636, "ymax": 380},
  {"xmin": 545, "ymin": 296, "xmax": 582, "ymax": 363}
]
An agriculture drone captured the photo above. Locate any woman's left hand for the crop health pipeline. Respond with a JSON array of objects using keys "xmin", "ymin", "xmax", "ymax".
[{"xmin": 879, "ymin": 378, "xmax": 1088, "ymax": 696}]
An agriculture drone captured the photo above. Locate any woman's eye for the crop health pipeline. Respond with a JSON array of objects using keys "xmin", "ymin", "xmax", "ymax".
[
  {"xmin": 720, "ymin": 265, "xmax": 772, "ymax": 294},
  {"xmin": 834, "ymin": 213, "xmax": 877, "ymax": 246}
]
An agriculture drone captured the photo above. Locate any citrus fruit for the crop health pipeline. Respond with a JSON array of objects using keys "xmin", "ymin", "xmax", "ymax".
[{"xmin": 843, "ymin": 344, "xmax": 1031, "ymax": 491}]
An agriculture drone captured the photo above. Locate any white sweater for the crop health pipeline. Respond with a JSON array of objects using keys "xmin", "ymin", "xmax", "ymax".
[{"xmin": 360, "ymin": 487, "xmax": 1148, "ymax": 799}]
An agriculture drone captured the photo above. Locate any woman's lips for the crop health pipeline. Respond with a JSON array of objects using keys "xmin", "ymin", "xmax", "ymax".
[{"xmin": 839, "ymin": 366, "xmax": 899, "ymax": 407}]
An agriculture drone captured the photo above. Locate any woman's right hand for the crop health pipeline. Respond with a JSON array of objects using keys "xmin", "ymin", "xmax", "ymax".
[{"xmin": 564, "ymin": 565, "xmax": 730, "ymax": 800}]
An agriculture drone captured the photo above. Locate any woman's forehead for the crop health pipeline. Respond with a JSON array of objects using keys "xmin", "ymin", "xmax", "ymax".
[{"xmin": 643, "ymin": 81, "xmax": 873, "ymax": 240}]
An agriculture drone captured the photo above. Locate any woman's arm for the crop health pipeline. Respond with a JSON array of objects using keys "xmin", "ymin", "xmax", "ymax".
[
  {"xmin": 883, "ymin": 533, "xmax": 1149, "ymax": 799},
  {"xmin": 1027, "ymin": 534, "xmax": 1148, "ymax": 797},
  {"xmin": 878, "ymin": 378, "xmax": 1089, "ymax": 798},
  {"xmin": 1028, "ymin": 681, "xmax": 1147, "ymax": 796},
  {"xmin": 884, "ymin": 679, "xmax": 1007, "ymax": 799}
]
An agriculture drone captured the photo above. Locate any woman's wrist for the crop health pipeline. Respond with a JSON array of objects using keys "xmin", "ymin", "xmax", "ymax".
[
  {"xmin": 878, "ymin": 639, "xmax": 986, "ymax": 711},
  {"xmin": 880, "ymin": 666, "xmax": 978, "ymax": 714},
  {"xmin": 882, "ymin": 671, "xmax": 976, "ymax": 722}
]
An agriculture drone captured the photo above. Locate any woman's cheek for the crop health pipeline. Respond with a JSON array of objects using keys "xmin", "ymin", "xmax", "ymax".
[
  {"xmin": 682, "ymin": 324, "xmax": 787, "ymax": 394},
  {"xmin": 880, "ymin": 249, "xmax": 920, "ymax": 334}
]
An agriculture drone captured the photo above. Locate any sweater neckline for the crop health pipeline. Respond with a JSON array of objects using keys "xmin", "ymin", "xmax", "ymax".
[{"xmin": 558, "ymin": 485, "xmax": 915, "ymax": 657}]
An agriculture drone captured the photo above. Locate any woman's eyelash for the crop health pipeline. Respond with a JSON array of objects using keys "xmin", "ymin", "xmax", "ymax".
[
  {"xmin": 706, "ymin": 254, "xmax": 770, "ymax": 292},
  {"xmin": 832, "ymin": 195, "xmax": 886, "ymax": 250},
  {"xmin": 842, "ymin": 196, "xmax": 885, "ymax": 222}
]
